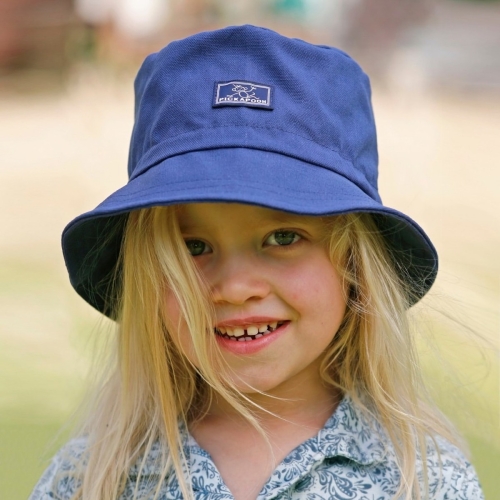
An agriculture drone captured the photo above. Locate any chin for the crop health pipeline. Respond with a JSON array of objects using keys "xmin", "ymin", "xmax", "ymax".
[{"xmin": 224, "ymin": 371, "xmax": 293, "ymax": 396}]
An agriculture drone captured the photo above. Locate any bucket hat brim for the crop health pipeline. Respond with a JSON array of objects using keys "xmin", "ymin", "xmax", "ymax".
[{"xmin": 62, "ymin": 148, "xmax": 437, "ymax": 317}]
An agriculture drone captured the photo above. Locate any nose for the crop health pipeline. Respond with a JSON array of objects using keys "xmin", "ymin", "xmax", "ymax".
[{"xmin": 210, "ymin": 252, "xmax": 271, "ymax": 305}]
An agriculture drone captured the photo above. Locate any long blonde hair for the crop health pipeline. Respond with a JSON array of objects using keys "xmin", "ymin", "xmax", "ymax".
[{"xmin": 62, "ymin": 205, "xmax": 461, "ymax": 500}]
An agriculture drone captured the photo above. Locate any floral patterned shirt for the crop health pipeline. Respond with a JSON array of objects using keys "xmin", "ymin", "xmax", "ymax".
[{"xmin": 30, "ymin": 396, "xmax": 484, "ymax": 499}]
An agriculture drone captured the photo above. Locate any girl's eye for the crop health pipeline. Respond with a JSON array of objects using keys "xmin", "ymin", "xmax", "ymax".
[
  {"xmin": 185, "ymin": 239, "xmax": 209, "ymax": 256},
  {"xmin": 265, "ymin": 230, "xmax": 301, "ymax": 246}
]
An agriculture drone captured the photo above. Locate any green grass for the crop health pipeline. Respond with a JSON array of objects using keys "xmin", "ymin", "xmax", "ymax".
[
  {"xmin": 0, "ymin": 420, "xmax": 69, "ymax": 499},
  {"xmin": 468, "ymin": 436, "xmax": 500, "ymax": 500}
]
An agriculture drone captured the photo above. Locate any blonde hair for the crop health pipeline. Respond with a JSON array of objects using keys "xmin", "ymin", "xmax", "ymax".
[{"xmin": 63, "ymin": 205, "xmax": 461, "ymax": 500}]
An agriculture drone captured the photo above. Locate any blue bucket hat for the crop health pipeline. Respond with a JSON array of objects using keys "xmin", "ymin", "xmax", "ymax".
[{"xmin": 62, "ymin": 25, "xmax": 438, "ymax": 317}]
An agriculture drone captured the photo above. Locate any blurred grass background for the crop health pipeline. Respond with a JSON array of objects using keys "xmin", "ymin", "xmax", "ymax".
[{"xmin": 1, "ymin": 0, "xmax": 499, "ymax": 498}]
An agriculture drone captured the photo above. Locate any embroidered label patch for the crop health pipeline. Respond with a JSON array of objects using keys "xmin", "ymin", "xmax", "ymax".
[{"xmin": 213, "ymin": 81, "xmax": 273, "ymax": 110}]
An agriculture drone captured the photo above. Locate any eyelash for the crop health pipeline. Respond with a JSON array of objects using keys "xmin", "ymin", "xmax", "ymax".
[
  {"xmin": 184, "ymin": 239, "xmax": 210, "ymax": 256},
  {"xmin": 184, "ymin": 230, "xmax": 303, "ymax": 256},
  {"xmin": 264, "ymin": 230, "xmax": 302, "ymax": 247}
]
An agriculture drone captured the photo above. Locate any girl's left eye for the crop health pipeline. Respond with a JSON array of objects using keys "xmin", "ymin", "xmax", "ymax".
[
  {"xmin": 265, "ymin": 230, "xmax": 301, "ymax": 246},
  {"xmin": 185, "ymin": 239, "xmax": 210, "ymax": 256}
]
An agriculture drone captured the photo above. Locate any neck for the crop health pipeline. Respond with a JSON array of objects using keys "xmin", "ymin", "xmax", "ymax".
[{"xmin": 206, "ymin": 367, "xmax": 341, "ymax": 428}]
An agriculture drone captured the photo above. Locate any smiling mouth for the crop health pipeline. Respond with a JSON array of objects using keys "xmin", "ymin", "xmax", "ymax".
[{"xmin": 214, "ymin": 321, "xmax": 287, "ymax": 341}]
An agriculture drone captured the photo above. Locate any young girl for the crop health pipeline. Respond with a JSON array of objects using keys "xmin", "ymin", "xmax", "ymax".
[{"xmin": 30, "ymin": 25, "xmax": 483, "ymax": 500}]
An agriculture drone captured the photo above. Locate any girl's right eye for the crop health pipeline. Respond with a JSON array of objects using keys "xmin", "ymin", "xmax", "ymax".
[{"xmin": 185, "ymin": 239, "xmax": 210, "ymax": 256}]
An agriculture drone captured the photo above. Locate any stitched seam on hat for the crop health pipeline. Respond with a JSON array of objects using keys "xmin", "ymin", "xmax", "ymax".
[
  {"xmin": 131, "ymin": 147, "xmax": 377, "ymax": 200},
  {"xmin": 147, "ymin": 124, "xmax": 356, "ymax": 163},
  {"xmin": 109, "ymin": 179, "xmax": 370, "ymax": 199}
]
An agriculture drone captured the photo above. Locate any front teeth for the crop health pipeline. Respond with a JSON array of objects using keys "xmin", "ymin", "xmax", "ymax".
[
  {"xmin": 247, "ymin": 326, "xmax": 258, "ymax": 335},
  {"xmin": 215, "ymin": 322, "xmax": 285, "ymax": 341},
  {"xmin": 233, "ymin": 328, "xmax": 245, "ymax": 338}
]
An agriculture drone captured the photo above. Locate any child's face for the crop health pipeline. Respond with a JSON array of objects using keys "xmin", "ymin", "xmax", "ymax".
[{"xmin": 165, "ymin": 203, "xmax": 347, "ymax": 397}]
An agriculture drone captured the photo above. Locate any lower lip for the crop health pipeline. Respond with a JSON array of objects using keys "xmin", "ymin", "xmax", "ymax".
[{"xmin": 215, "ymin": 322, "xmax": 289, "ymax": 355}]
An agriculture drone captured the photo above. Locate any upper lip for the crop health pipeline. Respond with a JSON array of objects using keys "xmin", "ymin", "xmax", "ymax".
[{"xmin": 215, "ymin": 316, "xmax": 288, "ymax": 328}]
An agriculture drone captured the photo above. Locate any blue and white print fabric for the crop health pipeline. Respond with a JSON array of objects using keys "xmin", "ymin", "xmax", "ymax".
[{"xmin": 30, "ymin": 396, "xmax": 484, "ymax": 499}]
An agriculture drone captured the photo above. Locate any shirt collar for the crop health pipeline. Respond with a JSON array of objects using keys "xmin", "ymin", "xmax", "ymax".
[
  {"xmin": 317, "ymin": 394, "xmax": 387, "ymax": 465},
  {"xmin": 129, "ymin": 393, "xmax": 388, "ymax": 478}
]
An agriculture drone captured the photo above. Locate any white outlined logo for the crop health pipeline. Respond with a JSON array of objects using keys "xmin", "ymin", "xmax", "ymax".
[{"xmin": 213, "ymin": 81, "xmax": 273, "ymax": 109}]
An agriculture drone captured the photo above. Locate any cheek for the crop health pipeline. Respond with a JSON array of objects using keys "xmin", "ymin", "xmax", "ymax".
[
  {"xmin": 163, "ymin": 292, "xmax": 181, "ymax": 332},
  {"xmin": 286, "ymin": 258, "xmax": 347, "ymax": 329},
  {"xmin": 315, "ymin": 271, "xmax": 346, "ymax": 322},
  {"xmin": 288, "ymin": 259, "xmax": 344, "ymax": 301},
  {"xmin": 323, "ymin": 266, "xmax": 347, "ymax": 310},
  {"xmin": 163, "ymin": 292, "xmax": 196, "ymax": 361}
]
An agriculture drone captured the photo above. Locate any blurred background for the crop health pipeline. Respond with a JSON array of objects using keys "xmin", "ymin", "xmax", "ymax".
[{"xmin": 0, "ymin": 0, "xmax": 499, "ymax": 498}]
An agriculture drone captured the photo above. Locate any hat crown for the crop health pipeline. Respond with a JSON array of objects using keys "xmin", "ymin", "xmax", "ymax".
[
  {"xmin": 128, "ymin": 25, "xmax": 380, "ymax": 201},
  {"xmin": 62, "ymin": 26, "xmax": 438, "ymax": 315}
]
